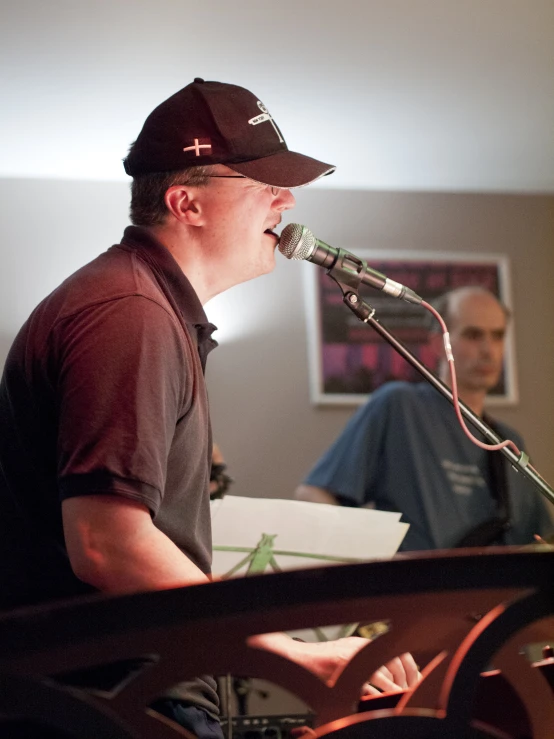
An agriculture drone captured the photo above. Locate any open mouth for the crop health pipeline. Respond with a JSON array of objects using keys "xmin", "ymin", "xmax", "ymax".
[{"xmin": 264, "ymin": 220, "xmax": 281, "ymax": 238}]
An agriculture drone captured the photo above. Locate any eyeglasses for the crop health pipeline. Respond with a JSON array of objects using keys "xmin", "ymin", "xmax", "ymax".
[{"xmin": 204, "ymin": 175, "xmax": 280, "ymax": 197}]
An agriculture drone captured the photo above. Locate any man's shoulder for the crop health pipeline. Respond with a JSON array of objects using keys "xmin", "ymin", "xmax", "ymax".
[
  {"xmin": 484, "ymin": 412, "xmax": 525, "ymax": 448},
  {"xmin": 369, "ymin": 381, "xmax": 429, "ymax": 409},
  {"xmin": 65, "ymin": 245, "xmax": 157, "ymax": 295},
  {"xmin": 352, "ymin": 382, "xmax": 429, "ymax": 425},
  {"xmin": 44, "ymin": 245, "xmax": 167, "ymax": 320}
]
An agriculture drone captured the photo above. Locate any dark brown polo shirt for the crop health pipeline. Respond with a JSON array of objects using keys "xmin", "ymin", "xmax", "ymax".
[{"xmin": 0, "ymin": 226, "xmax": 219, "ymax": 713}]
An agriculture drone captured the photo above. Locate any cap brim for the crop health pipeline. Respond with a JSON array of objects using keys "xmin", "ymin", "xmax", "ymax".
[{"xmin": 228, "ymin": 150, "xmax": 335, "ymax": 188}]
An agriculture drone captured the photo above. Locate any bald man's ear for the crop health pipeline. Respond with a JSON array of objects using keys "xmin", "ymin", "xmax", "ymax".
[{"xmin": 164, "ymin": 185, "xmax": 205, "ymax": 225}]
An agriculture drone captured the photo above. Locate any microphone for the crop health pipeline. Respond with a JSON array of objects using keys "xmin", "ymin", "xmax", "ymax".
[{"xmin": 278, "ymin": 223, "xmax": 422, "ymax": 305}]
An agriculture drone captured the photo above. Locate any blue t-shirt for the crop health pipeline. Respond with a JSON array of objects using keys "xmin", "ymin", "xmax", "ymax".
[{"xmin": 304, "ymin": 382, "xmax": 552, "ymax": 551}]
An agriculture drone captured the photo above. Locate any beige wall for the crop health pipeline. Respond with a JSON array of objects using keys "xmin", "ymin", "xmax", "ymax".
[{"xmin": 1, "ymin": 179, "xmax": 553, "ymax": 509}]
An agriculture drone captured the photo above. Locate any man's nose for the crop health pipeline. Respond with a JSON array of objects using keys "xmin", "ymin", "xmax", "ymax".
[
  {"xmin": 480, "ymin": 335, "xmax": 494, "ymax": 356},
  {"xmin": 274, "ymin": 189, "xmax": 296, "ymax": 212}
]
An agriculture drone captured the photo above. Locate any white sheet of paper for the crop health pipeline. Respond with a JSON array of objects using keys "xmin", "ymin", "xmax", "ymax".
[{"xmin": 211, "ymin": 496, "xmax": 408, "ymax": 579}]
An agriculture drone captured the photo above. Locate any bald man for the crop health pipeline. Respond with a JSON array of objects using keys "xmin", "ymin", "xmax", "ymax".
[{"xmin": 296, "ymin": 287, "xmax": 553, "ymax": 551}]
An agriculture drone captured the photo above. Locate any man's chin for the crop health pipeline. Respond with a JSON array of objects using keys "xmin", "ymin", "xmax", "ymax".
[
  {"xmin": 252, "ymin": 253, "xmax": 276, "ymax": 280},
  {"xmin": 466, "ymin": 377, "xmax": 501, "ymax": 394},
  {"xmin": 262, "ymin": 255, "xmax": 276, "ymax": 276}
]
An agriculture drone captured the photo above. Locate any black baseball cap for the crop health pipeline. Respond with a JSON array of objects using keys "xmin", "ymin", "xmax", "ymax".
[{"xmin": 123, "ymin": 78, "xmax": 335, "ymax": 188}]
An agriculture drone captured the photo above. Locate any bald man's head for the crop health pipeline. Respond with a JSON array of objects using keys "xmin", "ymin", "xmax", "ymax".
[
  {"xmin": 432, "ymin": 287, "xmax": 510, "ymax": 332},
  {"xmin": 431, "ymin": 287, "xmax": 509, "ymax": 395}
]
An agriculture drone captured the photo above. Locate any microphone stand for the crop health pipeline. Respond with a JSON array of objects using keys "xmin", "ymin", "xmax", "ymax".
[{"xmin": 325, "ymin": 272, "xmax": 554, "ymax": 508}]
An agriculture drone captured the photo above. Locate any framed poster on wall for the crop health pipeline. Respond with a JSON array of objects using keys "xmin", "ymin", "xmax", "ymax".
[{"xmin": 303, "ymin": 251, "xmax": 517, "ymax": 406}]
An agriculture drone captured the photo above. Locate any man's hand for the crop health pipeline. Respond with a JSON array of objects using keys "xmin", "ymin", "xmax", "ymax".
[
  {"xmin": 361, "ymin": 652, "xmax": 420, "ymax": 695},
  {"xmin": 248, "ymin": 634, "xmax": 421, "ymax": 694},
  {"xmin": 293, "ymin": 637, "xmax": 420, "ymax": 692}
]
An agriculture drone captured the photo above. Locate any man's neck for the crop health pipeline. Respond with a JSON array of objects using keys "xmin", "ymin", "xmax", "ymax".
[
  {"xmin": 439, "ymin": 370, "xmax": 486, "ymax": 417},
  {"xmin": 146, "ymin": 224, "xmax": 211, "ymax": 304},
  {"xmin": 456, "ymin": 388, "xmax": 486, "ymax": 417}
]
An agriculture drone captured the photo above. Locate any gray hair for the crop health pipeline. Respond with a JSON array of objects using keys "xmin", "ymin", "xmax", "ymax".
[{"xmin": 129, "ymin": 165, "xmax": 216, "ymax": 226}]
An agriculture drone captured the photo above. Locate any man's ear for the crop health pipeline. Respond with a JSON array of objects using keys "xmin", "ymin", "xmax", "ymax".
[{"xmin": 164, "ymin": 185, "xmax": 205, "ymax": 226}]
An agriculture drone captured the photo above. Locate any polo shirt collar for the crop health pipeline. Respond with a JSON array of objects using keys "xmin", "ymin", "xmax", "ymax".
[{"xmin": 120, "ymin": 226, "xmax": 218, "ymax": 361}]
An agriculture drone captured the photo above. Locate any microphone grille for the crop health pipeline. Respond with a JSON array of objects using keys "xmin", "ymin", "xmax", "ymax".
[{"xmin": 278, "ymin": 223, "xmax": 316, "ymax": 260}]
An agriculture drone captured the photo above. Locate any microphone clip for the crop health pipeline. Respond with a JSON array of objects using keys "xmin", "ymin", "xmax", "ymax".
[
  {"xmin": 323, "ymin": 249, "xmax": 380, "ymax": 320},
  {"xmin": 325, "ymin": 248, "xmax": 382, "ymax": 294},
  {"xmin": 341, "ymin": 289, "xmax": 376, "ymax": 324}
]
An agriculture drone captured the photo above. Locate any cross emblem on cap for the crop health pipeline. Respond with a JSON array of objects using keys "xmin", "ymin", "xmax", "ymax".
[
  {"xmin": 183, "ymin": 138, "xmax": 212, "ymax": 156},
  {"xmin": 248, "ymin": 101, "xmax": 284, "ymax": 143}
]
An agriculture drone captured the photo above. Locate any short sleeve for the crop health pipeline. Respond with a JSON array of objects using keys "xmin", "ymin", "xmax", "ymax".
[
  {"xmin": 55, "ymin": 295, "xmax": 188, "ymax": 513},
  {"xmin": 303, "ymin": 390, "xmax": 391, "ymax": 505}
]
